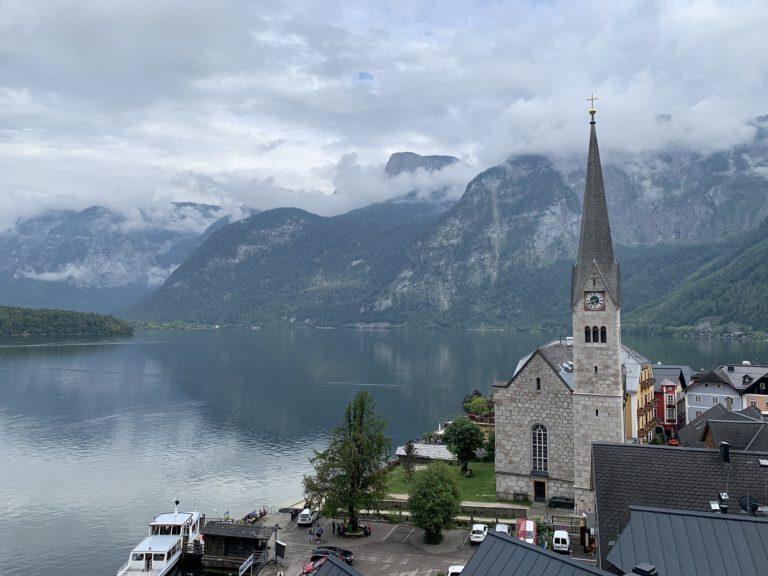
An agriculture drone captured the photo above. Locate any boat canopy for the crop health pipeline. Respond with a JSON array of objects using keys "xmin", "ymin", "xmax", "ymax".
[{"xmin": 131, "ymin": 535, "xmax": 181, "ymax": 554}]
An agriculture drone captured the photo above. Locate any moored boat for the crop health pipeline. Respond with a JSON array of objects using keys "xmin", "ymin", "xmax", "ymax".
[
  {"xmin": 116, "ymin": 535, "xmax": 183, "ymax": 576},
  {"xmin": 116, "ymin": 500, "xmax": 203, "ymax": 575}
]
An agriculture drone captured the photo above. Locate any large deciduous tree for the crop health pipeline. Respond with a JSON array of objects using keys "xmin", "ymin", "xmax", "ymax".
[
  {"xmin": 408, "ymin": 462, "xmax": 461, "ymax": 544},
  {"xmin": 442, "ymin": 416, "xmax": 484, "ymax": 472},
  {"xmin": 303, "ymin": 391, "xmax": 391, "ymax": 529}
]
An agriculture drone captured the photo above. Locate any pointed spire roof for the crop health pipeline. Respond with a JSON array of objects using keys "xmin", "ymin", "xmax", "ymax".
[{"xmin": 571, "ymin": 108, "xmax": 620, "ymax": 307}]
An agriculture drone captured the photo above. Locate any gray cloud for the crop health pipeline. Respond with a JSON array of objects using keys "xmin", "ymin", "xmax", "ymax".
[{"xmin": 1, "ymin": 0, "xmax": 767, "ymax": 226}]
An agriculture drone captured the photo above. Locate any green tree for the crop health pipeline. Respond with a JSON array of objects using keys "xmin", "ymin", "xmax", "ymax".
[
  {"xmin": 303, "ymin": 391, "xmax": 391, "ymax": 529},
  {"xmin": 464, "ymin": 395, "xmax": 491, "ymax": 416},
  {"xmin": 402, "ymin": 440, "xmax": 417, "ymax": 482},
  {"xmin": 442, "ymin": 416, "xmax": 484, "ymax": 473},
  {"xmin": 408, "ymin": 462, "xmax": 461, "ymax": 544}
]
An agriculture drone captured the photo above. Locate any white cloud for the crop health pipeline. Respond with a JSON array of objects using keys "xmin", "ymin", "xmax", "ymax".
[{"xmin": 0, "ymin": 0, "xmax": 767, "ymax": 224}]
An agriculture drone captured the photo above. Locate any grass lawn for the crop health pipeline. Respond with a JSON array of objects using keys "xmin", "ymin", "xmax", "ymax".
[{"xmin": 387, "ymin": 461, "xmax": 501, "ymax": 503}]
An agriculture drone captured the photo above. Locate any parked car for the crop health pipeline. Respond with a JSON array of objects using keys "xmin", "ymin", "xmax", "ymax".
[
  {"xmin": 494, "ymin": 523, "xmax": 511, "ymax": 536},
  {"xmin": 311, "ymin": 546, "xmax": 355, "ymax": 565},
  {"xmin": 302, "ymin": 557, "xmax": 327, "ymax": 575},
  {"xmin": 552, "ymin": 530, "xmax": 571, "ymax": 554},
  {"xmin": 516, "ymin": 518, "xmax": 536, "ymax": 545},
  {"xmin": 297, "ymin": 507, "xmax": 320, "ymax": 526},
  {"xmin": 547, "ymin": 496, "xmax": 575, "ymax": 510},
  {"xmin": 447, "ymin": 565, "xmax": 465, "ymax": 576},
  {"xmin": 469, "ymin": 523, "xmax": 488, "ymax": 544}
]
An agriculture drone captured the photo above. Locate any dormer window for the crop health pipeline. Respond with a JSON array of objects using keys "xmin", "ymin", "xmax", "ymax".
[{"xmin": 743, "ymin": 375, "xmax": 752, "ymax": 384}]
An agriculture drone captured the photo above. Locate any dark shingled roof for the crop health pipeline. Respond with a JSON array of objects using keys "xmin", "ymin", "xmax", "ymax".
[
  {"xmin": 572, "ymin": 117, "xmax": 619, "ymax": 308},
  {"xmin": 314, "ymin": 555, "xmax": 365, "ymax": 576},
  {"xmin": 592, "ymin": 442, "xmax": 768, "ymax": 570},
  {"xmin": 201, "ymin": 521, "xmax": 275, "ymax": 539},
  {"xmin": 678, "ymin": 405, "xmax": 764, "ymax": 448},
  {"xmin": 461, "ymin": 531, "xmax": 613, "ymax": 576},
  {"xmin": 607, "ymin": 506, "xmax": 768, "ymax": 576},
  {"xmin": 706, "ymin": 420, "xmax": 768, "ymax": 451},
  {"xmin": 652, "ymin": 364, "xmax": 693, "ymax": 393}
]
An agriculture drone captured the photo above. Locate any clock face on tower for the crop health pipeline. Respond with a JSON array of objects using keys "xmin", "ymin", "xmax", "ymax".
[{"xmin": 584, "ymin": 291, "xmax": 606, "ymax": 311}]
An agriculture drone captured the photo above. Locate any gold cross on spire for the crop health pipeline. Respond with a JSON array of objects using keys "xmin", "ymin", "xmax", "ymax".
[{"xmin": 587, "ymin": 93, "xmax": 598, "ymax": 123}]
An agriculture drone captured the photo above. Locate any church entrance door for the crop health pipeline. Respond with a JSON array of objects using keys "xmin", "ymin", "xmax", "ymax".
[{"xmin": 533, "ymin": 480, "xmax": 546, "ymax": 502}]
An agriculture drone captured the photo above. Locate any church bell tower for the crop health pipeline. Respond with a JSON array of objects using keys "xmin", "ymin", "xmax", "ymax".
[{"xmin": 570, "ymin": 101, "xmax": 624, "ymax": 513}]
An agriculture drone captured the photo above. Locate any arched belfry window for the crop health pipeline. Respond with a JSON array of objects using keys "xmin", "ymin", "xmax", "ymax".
[
  {"xmin": 592, "ymin": 326, "xmax": 599, "ymax": 343},
  {"xmin": 532, "ymin": 424, "xmax": 548, "ymax": 472},
  {"xmin": 600, "ymin": 326, "xmax": 607, "ymax": 343},
  {"xmin": 585, "ymin": 326, "xmax": 591, "ymax": 343}
]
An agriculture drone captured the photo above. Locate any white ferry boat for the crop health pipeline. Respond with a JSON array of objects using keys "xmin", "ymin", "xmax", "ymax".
[{"xmin": 116, "ymin": 500, "xmax": 203, "ymax": 576}]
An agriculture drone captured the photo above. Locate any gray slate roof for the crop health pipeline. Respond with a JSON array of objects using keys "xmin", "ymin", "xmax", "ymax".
[
  {"xmin": 314, "ymin": 555, "xmax": 364, "ymax": 576},
  {"xmin": 677, "ymin": 404, "xmax": 764, "ymax": 448},
  {"xmin": 706, "ymin": 420, "xmax": 768, "ymax": 451},
  {"xmin": 201, "ymin": 520, "xmax": 275, "ymax": 539},
  {"xmin": 607, "ymin": 506, "xmax": 768, "ymax": 576},
  {"xmin": 592, "ymin": 442, "xmax": 768, "ymax": 570},
  {"xmin": 500, "ymin": 339, "xmax": 647, "ymax": 393},
  {"xmin": 716, "ymin": 364, "xmax": 768, "ymax": 391},
  {"xmin": 394, "ymin": 442, "xmax": 456, "ymax": 461},
  {"xmin": 651, "ymin": 364, "xmax": 693, "ymax": 393},
  {"xmin": 460, "ymin": 531, "xmax": 612, "ymax": 576}
]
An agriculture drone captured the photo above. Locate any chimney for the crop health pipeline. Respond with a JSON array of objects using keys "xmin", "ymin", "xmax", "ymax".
[
  {"xmin": 727, "ymin": 365, "xmax": 735, "ymax": 372},
  {"xmin": 632, "ymin": 564, "xmax": 658, "ymax": 576},
  {"xmin": 720, "ymin": 442, "xmax": 731, "ymax": 463}
]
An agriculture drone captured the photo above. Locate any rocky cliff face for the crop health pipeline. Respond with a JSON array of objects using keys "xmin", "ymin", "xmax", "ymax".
[{"xmin": 0, "ymin": 203, "xmax": 239, "ymax": 312}]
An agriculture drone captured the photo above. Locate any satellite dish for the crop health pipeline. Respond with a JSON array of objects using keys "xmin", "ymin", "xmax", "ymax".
[{"xmin": 739, "ymin": 495, "xmax": 759, "ymax": 515}]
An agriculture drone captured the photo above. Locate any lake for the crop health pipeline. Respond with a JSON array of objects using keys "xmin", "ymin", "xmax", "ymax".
[{"xmin": 1, "ymin": 328, "xmax": 767, "ymax": 576}]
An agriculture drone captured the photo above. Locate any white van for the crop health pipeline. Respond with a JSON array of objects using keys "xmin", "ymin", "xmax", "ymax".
[
  {"xmin": 447, "ymin": 565, "xmax": 465, "ymax": 576},
  {"xmin": 494, "ymin": 523, "xmax": 511, "ymax": 536},
  {"xmin": 552, "ymin": 530, "xmax": 571, "ymax": 554}
]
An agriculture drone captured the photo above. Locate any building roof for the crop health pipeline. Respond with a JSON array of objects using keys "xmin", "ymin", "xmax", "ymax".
[
  {"xmin": 592, "ymin": 442, "xmax": 768, "ymax": 570},
  {"xmin": 607, "ymin": 506, "xmax": 768, "ymax": 576},
  {"xmin": 705, "ymin": 420, "xmax": 768, "ymax": 451},
  {"xmin": 651, "ymin": 364, "xmax": 693, "ymax": 392},
  {"xmin": 460, "ymin": 531, "xmax": 612, "ymax": 576},
  {"xmin": 623, "ymin": 347, "xmax": 650, "ymax": 394},
  {"xmin": 572, "ymin": 115, "xmax": 619, "ymax": 308},
  {"xmin": 499, "ymin": 338, "xmax": 575, "ymax": 390},
  {"xmin": 499, "ymin": 339, "xmax": 646, "ymax": 393},
  {"xmin": 314, "ymin": 555, "xmax": 365, "ymax": 576},
  {"xmin": 717, "ymin": 364, "xmax": 768, "ymax": 391},
  {"xmin": 395, "ymin": 442, "xmax": 456, "ymax": 461},
  {"xmin": 678, "ymin": 405, "xmax": 763, "ymax": 448},
  {"xmin": 201, "ymin": 521, "xmax": 275, "ymax": 539}
]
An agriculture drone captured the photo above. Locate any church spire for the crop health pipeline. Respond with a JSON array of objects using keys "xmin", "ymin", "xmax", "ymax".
[{"xmin": 571, "ymin": 101, "xmax": 620, "ymax": 307}]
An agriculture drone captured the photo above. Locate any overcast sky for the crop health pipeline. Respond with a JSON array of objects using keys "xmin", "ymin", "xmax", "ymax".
[{"xmin": 1, "ymin": 0, "xmax": 767, "ymax": 229}]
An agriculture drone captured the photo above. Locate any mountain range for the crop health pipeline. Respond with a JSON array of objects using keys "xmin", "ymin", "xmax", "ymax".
[
  {"xmin": 4, "ymin": 118, "xmax": 768, "ymax": 332},
  {"xmin": 0, "ymin": 202, "xmax": 244, "ymax": 312}
]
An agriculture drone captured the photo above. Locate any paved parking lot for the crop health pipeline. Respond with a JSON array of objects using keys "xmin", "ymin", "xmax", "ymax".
[{"xmin": 259, "ymin": 513, "xmax": 477, "ymax": 576}]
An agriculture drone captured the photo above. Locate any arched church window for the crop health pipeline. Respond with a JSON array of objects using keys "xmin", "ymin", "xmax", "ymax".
[
  {"xmin": 585, "ymin": 327, "xmax": 591, "ymax": 343},
  {"xmin": 600, "ymin": 326, "xmax": 607, "ymax": 343},
  {"xmin": 592, "ymin": 326, "xmax": 599, "ymax": 342},
  {"xmin": 532, "ymin": 424, "xmax": 548, "ymax": 472}
]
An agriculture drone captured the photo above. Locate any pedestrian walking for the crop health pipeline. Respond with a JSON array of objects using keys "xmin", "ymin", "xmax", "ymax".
[{"xmin": 308, "ymin": 527, "xmax": 313, "ymax": 543}]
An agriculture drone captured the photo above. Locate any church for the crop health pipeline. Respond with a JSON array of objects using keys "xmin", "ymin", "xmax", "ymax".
[{"xmin": 494, "ymin": 105, "xmax": 633, "ymax": 514}]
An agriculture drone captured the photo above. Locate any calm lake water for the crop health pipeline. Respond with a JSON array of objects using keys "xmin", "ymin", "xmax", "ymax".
[{"xmin": 1, "ymin": 328, "xmax": 767, "ymax": 576}]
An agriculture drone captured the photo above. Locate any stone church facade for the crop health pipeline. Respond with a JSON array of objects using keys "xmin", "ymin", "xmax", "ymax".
[{"xmin": 494, "ymin": 109, "xmax": 626, "ymax": 514}]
